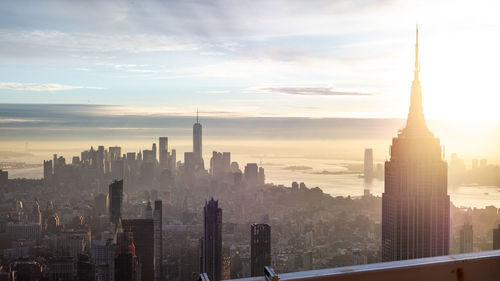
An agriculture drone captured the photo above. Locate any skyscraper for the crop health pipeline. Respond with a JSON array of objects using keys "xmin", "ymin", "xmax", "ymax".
[
  {"xmin": 382, "ymin": 27, "xmax": 449, "ymax": 261},
  {"xmin": 364, "ymin": 148, "xmax": 373, "ymax": 181},
  {"xmin": 493, "ymin": 225, "xmax": 500, "ymax": 250},
  {"xmin": 77, "ymin": 254, "xmax": 96, "ymax": 281},
  {"xmin": 184, "ymin": 152, "xmax": 196, "ymax": 174},
  {"xmin": 94, "ymin": 193, "xmax": 107, "ymax": 216},
  {"xmin": 109, "ymin": 180, "xmax": 123, "ymax": 231},
  {"xmin": 91, "ymin": 239, "xmax": 114, "ymax": 281},
  {"xmin": 115, "ymin": 232, "xmax": 141, "ymax": 281},
  {"xmin": 459, "ymin": 224, "xmax": 473, "ymax": 253},
  {"xmin": 210, "ymin": 151, "xmax": 231, "ymax": 179},
  {"xmin": 152, "ymin": 143, "xmax": 157, "ymax": 163},
  {"xmin": 244, "ymin": 163, "xmax": 259, "ymax": 186},
  {"xmin": 109, "ymin": 146, "xmax": 121, "ymax": 161},
  {"xmin": 250, "ymin": 224, "xmax": 271, "ymax": 277},
  {"xmin": 159, "ymin": 137, "xmax": 169, "ymax": 171},
  {"xmin": 43, "ymin": 160, "xmax": 53, "ymax": 180},
  {"xmin": 122, "ymin": 219, "xmax": 154, "ymax": 281},
  {"xmin": 169, "ymin": 149, "xmax": 177, "ymax": 172},
  {"xmin": 193, "ymin": 110, "xmax": 204, "ymax": 170},
  {"xmin": 203, "ymin": 198, "xmax": 222, "ymax": 281},
  {"xmin": 153, "ymin": 200, "xmax": 163, "ymax": 281},
  {"xmin": 30, "ymin": 200, "xmax": 41, "ymax": 224}
]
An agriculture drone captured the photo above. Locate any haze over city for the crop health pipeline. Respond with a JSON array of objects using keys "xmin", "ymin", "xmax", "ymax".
[{"xmin": 0, "ymin": 1, "xmax": 500, "ymax": 281}]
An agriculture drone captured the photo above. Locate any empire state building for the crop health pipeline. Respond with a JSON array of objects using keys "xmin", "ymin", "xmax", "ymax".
[{"xmin": 382, "ymin": 27, "xmax": 450, "ymax": 261}]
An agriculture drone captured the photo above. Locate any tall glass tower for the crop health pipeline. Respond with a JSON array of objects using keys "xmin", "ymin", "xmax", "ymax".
[
  {"xmin": 108, "ymin": 180, "xmax": 123, "ymax": 231},
  {"xmin": 203, "ymin": 198, "xmax": 222, "ymax": 281},
  {"xmin": 193, "ymin": 110, "xmax": 203, "ymax": 170}
]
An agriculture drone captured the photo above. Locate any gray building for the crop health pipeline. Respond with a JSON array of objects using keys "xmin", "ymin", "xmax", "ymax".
[{"xmin": 193, "ymin": 111, "xmax": 204, "ymax": 170}]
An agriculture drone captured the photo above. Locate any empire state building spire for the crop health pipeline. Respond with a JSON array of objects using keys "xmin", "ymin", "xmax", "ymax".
[
  {"xmin": 402, "ymin": 25, "xmax": 430, "ymax": 136},
  {"xmin": 414, "ymin": 25, "xmax": 419, "ymax": 80},
  {"xmin": 382, "ymin": 27, "xmax": 449, "ymax": 262}
]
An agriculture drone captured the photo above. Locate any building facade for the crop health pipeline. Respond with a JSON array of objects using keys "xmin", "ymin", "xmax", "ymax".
[
  {"xmin": 250, "ymin": 224, "xmax": 271, "ymax": 277},
  {"xmin": 460, "ymin": 224, "xmax": 473, "ymax": 253},
  {"xmin": 493, "ymin": 225, "xmax": 500, "ymax": 250},
  {"xmin": 122, "ymin": 219, "xmax": 154, "ymax": 281},
  {"xmin": 203, "ymin": 198, "xmax": 222, "ymax": 281},
  {"xmin": 193, "ymin": 112, "xmax": 203, "ymax": 170},
  {"xmin": 108, "ymin": 180, "xmax": 123, "ymax": 230},
  {"xmin": 382, "ymin": 27, "xmax": 450, "ymax": 261},
  {"xmin": 159, "ymin": 137, "xmax": 169, "ymax": 171},
  {"xmin": 154, "ymin": 200, "xmax": 163, "ymax": 281}
]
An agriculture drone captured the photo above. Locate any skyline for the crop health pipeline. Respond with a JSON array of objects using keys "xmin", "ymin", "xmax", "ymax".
[
  {"xmin": 1, "ymin": 2, "xmax": 500, "ymax": 281},
  {"xmin": 1, "ymin": 0, "xmax": 500, "ymax": 120}
]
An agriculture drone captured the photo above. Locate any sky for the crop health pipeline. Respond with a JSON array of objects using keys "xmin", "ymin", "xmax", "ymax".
[{"xmin": 1, "ymin": 0, "xmax": 500, "ymax": 119}]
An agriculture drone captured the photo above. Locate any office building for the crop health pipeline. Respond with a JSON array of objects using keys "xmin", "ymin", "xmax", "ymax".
[
  {"xmin": 459, "ymin": 224, "xmax": 473, "ymax": 253},
  {"xmin": 169, "ymin": 149, "xmax": 177, "ymax": 172},
  {"xmin": 258, "ymin": 167, "xmax": 265, "ymax": 185},
  {"xmin": 109, "ymin": 146, "xmax": 121, "ymax": 161},
  {"xmin": 143, "ymin": 150, "xmax": 155, "ymax": 163},
  {"xmin": 184, "ymin": 152, "xmax": 196, "ymax": 174},
  {"xmin": 57, "ymin": 229, "xmax": 91, "ymax": 261},
  {"xmin": 94, "ymin": 193, "xmax": 107, "ymax": 216},
  {"xmin": 364, "ymin": 148, "xmax": 373, "ymax": 181},
  {"xmin": 109, "ymin": 180, "xmax": 123, "ymax": 230},
  {"xmin": 122, "ymin": 219, "xmax": 154, "ymax": 281},
  {"xmin": 244, "ymin": 163, "xmax": 259, "ymax": 186},
  {"xmin": 30, "ymin": 200, "xmax": 42, "ymax": 224},
  {"xmin": 382, "ymin": 27, "xmax": 449, "ymax": 261},
  {"xmin": 47, "ymin": 257, "xmax": 74, "ymax": 281},
  {"xmin": 210, "ymin": 151, "xmax": 231, "ymax": 179},
  {"xmin": 115, "ymin": 232, "xmax": 141, "ymax": 281},
  {"xmin": 0, "ymin": 170, "xmax": 7, "ymax": 186},
  {"xmin": 152, "ymin": 143, "xmax": 157, "ymax": 162},
  {"xmin": 159, "ymin": 137, "xmax": 169, "ymax": 171},
  {"xmin": 493, "ymin": 225, "xmax": 500, "ymax": 250},
  {"xmin": 203, "ymin": 198, "xmax": 222, "ymax": 281},
  {"xmin": 111, "ymin": 159, "xmax": 124, "ymax": 181},
  {"xmin": 251, "ymin": 224, "xmax": 271, "ymax": 277},
  {"xmin": 43, "ymin": 160, "xmax": 53, "ymax": 180},
  {"xmin": 193, "ymin": 111, "xmax": 204, "ymax": 170},
  {"xmin": 77, "ymin": 254, "xmax": 96, "ymax": 281},
  {"xmin": 73, "ymin": 156, "xmax": 81, "ymax": 165},
  {"xmin": 91, "ymin": 239, "xmax": 114, "ymax": 281},
  {"xmin": 6, "ymin": 222, "xmax": 41, "ymax": 241},
  {"xmin": 144, "ymin": 201, "xmax": 153, "ymax": 220},
  {"xmin": 154, "ymin": 200, "xmax": 163, "ymax": 281},
  {"xmin": 53, "ymin": 154, "xmax": 66, "ymax": 176}
]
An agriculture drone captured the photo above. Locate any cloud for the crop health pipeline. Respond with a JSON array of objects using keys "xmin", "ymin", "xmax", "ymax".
[
  {"xmin": 0, "ymin": 118, "xmax": 43, "ymax": 123},
  {"xmin": 0, "ymin": 82, "xmax": 104, "ymax": 91},
  {"xmin": 260, "ymin": 87, "xmax": 372, "ymax": 96},
  {"xmin": 0, "ymin": 29, "xmax": 200, "ymax": 55},
  {"xmin": 0, "ymin": 1, "xmax": 395, "ymax": 41}
]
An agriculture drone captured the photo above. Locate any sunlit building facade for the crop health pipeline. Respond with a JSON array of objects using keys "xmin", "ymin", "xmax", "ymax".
[{"xmin": 382, "ymin": 27, "xmax": 450, "ymax": 261}]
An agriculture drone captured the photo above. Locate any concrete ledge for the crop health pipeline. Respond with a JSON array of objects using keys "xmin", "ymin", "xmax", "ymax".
[{"xmin": 224, "ymin": 250, "xmax": 500, "ymax": 281}]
